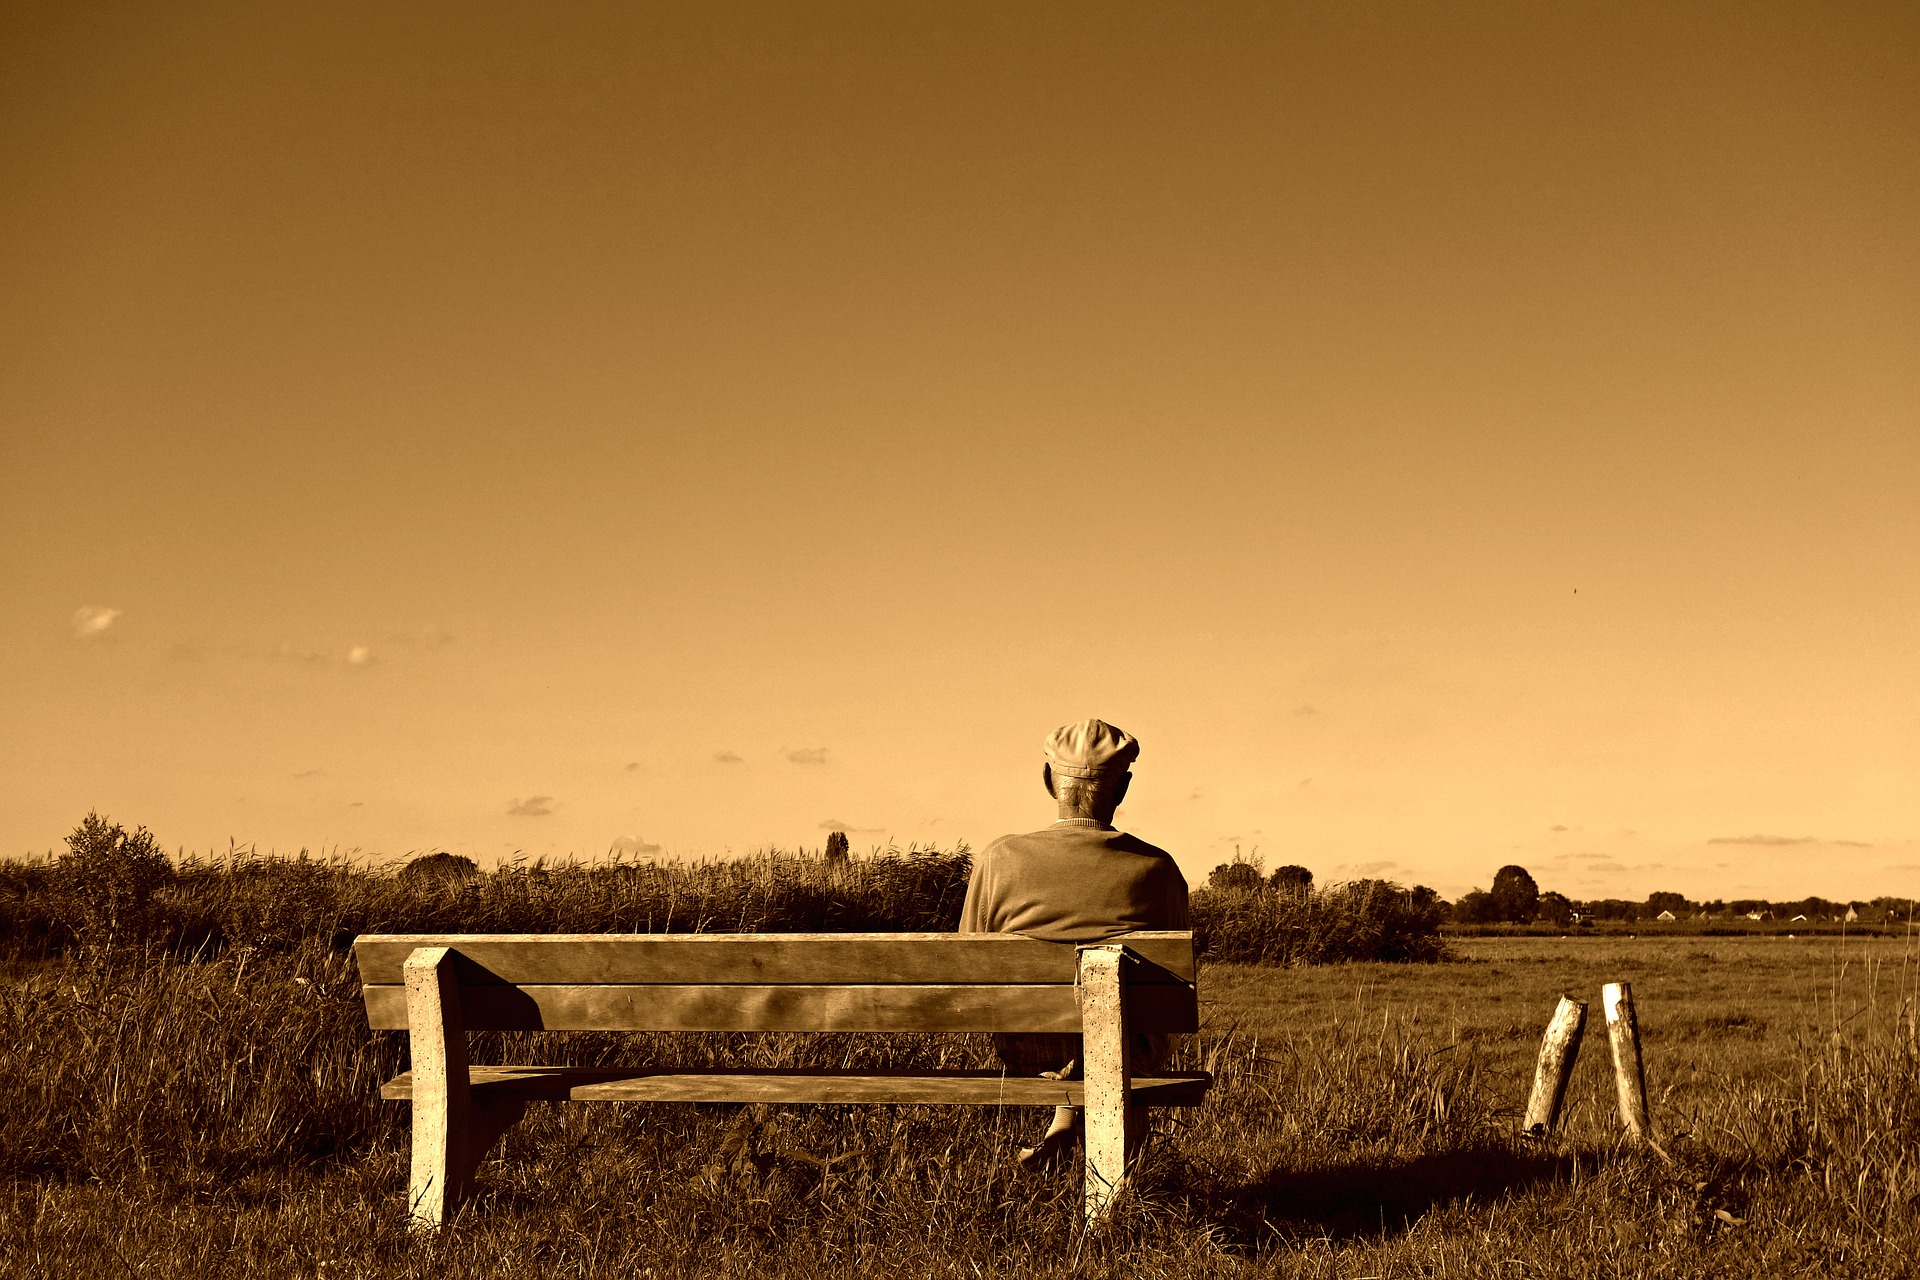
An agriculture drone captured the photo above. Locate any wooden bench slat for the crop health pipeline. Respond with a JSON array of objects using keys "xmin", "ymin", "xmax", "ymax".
[
  {"xmin": 378, "ymin": 1065, "xmax": 1213, "ymax": 1107},
  {"xmin": 362, "ymin": 981, "xmax": 1200, "ymax": 1033},
  {"xmin": 351, "ymin": 932, "xmax": 1196, "ymax": 987}
]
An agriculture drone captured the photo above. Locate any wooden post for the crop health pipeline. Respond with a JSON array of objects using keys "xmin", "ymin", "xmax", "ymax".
[
  {"xmin": 403, "ymin": 947, "xmax": 523, "ymax": 1228},
  {"xmin": 1078, "ymin": 944, "xmax": 1137, "ymax": 1226},
  {"xmin": 1602, "ymin": 981, "xmax": 1652, "ymax": 1141},
  {"xmin": 1521, "ymin": 995, "xmax": 1587, "ymax": 1136}
]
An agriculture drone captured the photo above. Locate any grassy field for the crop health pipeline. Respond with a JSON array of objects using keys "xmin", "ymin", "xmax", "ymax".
[{"xmin": 4, "ymin": 925, "xmax": 1915, "ymax": 1278}]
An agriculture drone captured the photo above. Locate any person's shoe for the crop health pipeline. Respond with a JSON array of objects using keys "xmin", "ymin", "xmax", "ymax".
[{"xmin": 1015, "ymin": 1128, "xmax": 1077, "ymax": 1173}]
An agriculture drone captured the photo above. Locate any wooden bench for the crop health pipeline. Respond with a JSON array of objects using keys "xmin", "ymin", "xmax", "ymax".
[{"xmin": 353, "ymin": 930, "xmax": 1210, "ymax": 1228}]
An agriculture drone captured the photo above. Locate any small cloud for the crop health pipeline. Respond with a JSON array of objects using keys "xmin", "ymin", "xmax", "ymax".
[
  {"xmin": 1549, "ymin": 825, "xmax": 1568, "ymax": 832},
  {"xmin": 1187, "ymin": 789, "xmax": 1204, "ymax": 801},
  {"xmin": 625, "ymin": 762, "xmax": 641, "ymax": 772},
  {"xmin": 610, "ymin": 835, "xmax": 661, "ymax": 855},
  {"xmin": 820, "ymin": 818, "xmax": 883, "ymax": 833},
  {"xmin": 1881, "ymin": 863, "xmax": 1920, "ymax": 874},
  {"xmin": 1707, "ymin": 834, "xmax": 1870, "ymax": 847},
  {"xmin": 507, "ymin": 795, "xmax": 555, "ymax": 817},
  {"xmin": 1340, "ymin": 860, "xmax": 1398, "ymax": 876},
  {"xmin": 71, "ymin": 606, "xmax": 121, "ymax": 638},
  {"xmin": 1296, "ymin": 777, "xmax": 1313, "ymax": 789},
  {"xmin": 348, "ymin": 801, "xmax": 364, "ymax": 808},
  {"xmin": 1292, "ymin": 704, "xmax": 1317, "ymax": 716},
  {"xmin": 346, "ymin": 645, "xmax": 373, "ymax": 666},
  {"xmin": 786, "ymin": 748, "xmax": 828, "ymax": 766},
  {"xmin": 292, "ymin": 769, "xmax": 325, "ymax": 779},
  {"xmin": 713, "ymin": 750, "xmax": 744, "ymax": 764}
]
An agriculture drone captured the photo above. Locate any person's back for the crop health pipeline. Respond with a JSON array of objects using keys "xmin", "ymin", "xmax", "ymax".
[
  {"xmin": 960, "ymin": 718, "xmax": 1190, "ymax": 1169},
  {"xmin": 960, "ymin": 821, "xmax": 1187, "ymax": 942}
]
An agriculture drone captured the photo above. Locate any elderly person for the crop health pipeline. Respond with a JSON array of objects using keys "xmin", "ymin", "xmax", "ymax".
[{"xmin": 959, "ymin": 718, "xmax": 1190, "ymax": 1169}]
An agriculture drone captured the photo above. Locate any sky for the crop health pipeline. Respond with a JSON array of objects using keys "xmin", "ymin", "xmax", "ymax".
[{"xmin": 3, "ymin": 0, "xmax": 1915, "ymax": 901}]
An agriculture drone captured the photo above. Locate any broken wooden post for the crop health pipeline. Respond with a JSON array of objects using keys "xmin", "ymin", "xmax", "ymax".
[
  {"xmin": 1521, "ymin": 994, "xmax": 1587, "ymax": 1136},
  {"xmin": 1602, "ymin": 980, "xmax": 1652, "ymax": 1141}
]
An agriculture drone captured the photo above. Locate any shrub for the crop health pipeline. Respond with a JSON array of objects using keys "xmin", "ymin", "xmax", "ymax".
[{"xmin": 48, "ymin": 812, "xmax": 176, "ymax": 944}]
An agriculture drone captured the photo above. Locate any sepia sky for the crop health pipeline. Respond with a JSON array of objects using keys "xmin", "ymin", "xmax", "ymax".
[{"xmin": 3, "ymin": 0, "xmax": 1915, "ymax": 900}]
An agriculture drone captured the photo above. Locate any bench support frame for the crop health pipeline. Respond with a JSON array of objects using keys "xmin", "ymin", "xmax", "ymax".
[
  {"xmin": 1077, "ymin": 944, "xmax": 1139, "ymax": 1221},
  {"xmin": 404, "ymin": 947, "xmax": 525, "ymax": 1228}
]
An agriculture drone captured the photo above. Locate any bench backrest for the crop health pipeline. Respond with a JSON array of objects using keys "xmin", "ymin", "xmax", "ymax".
[{"xmin": 353, "ymin": 931, "xmax": 1197, "ymax": 1034}]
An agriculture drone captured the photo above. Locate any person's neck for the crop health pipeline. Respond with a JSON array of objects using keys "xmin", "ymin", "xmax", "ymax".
[{"xmin": 1054, "ymin": 807, "xmax": 1116, "ymax": 826}]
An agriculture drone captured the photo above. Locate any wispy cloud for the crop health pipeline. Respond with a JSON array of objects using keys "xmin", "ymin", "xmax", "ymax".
[
  {"xmin": 786, "ymin": 748, "xmax": 828, "ymax": 766},
  {"xmin": 713, "ymin": 750, "xmax": 744, "ymax": 764},
  {"xmin": 1881, "ymin": 863, "xmax": 1920, "ymax": 874},
  {"xmin": 610, "ymin": 835, "xmax": 661, "ymax": 855},
  {"xmin": 625, "ymin": 762, "xmax": 642, "ymax": 772},
  {"xmin": 1549, "ymin": 824, "xmax": 1568, "ymax": 832},
  {"xmin": 820, "ymin": 818, "xmax": 883, "ymax": 833},
  {"xmin": 507, "ymin": 795, "xmax": 555, "ymax": 817},
  {"xmin": 1292, "ymin": 704, "xmax": 1317, "ymax": 716},
  {"xmin": 71, "ymin": 606, "xmax": 121, "ymax": 638},
  {"xmin": 1708, "ymin": 834, "xmax": 1871, "ymax": 848},
  {"xmin": 292, "ymin": 769, "xmax": 325, "ymax": 779},
  {"xmin": 273, "ymin": 642, "xmax": 329, "ymax": 665}
]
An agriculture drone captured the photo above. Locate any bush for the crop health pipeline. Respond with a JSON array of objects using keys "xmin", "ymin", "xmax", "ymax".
[
  {"xmin": 48, "ymin": 812, "xmax": 176, "ymax": 945},
  {"xmin": 1191, "ymin": 878, "xmax": 1446, "ymax": 965}
]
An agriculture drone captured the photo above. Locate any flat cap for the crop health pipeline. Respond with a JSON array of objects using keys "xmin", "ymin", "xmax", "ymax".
[{"xmin": 1043, "ymin": 718, "xmax": 1139, "ymax": 779}]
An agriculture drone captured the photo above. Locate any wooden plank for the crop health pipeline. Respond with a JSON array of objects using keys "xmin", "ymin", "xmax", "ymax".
[
  {"xmin": 352, "ymin": 932, "xmax": 1197, "ymax": 987},
  {"xmin": 1078, "ymin": 945, "xmax": 1137, "ymax": 1225},
  {"xmin": 379, "ymin": 1065, "xmax": 1213, "ymax": 1107},
  {"xmin": 362, "ymin": 981, "xmax": 1199, "ymax": 1034}
]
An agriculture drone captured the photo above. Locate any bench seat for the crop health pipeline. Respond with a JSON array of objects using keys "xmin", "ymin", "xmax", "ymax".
[{"xmin": 379, "ymin": 1064, "xmax": 1213, "ymax": 1107}]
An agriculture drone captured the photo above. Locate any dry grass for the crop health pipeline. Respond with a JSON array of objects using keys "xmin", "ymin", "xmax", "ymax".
[{"xmin": 2, "ymin": 845, "xmax": 1916, "ymax": 1276}]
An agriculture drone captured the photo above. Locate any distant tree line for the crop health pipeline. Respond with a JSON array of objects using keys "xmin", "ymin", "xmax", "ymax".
[
  {"xmin": 1209, "ymin": 855, "xmax": 1918, "ymax": 927},
  {"xmin": 1444, "ymin": 862, "xmax": 1916, "ymax": 925}
]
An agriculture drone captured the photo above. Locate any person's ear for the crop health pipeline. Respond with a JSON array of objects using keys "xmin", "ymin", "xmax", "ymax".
[
  {"xmin": 1042, "ymin": 763, "xmax": 1057, "ymax": 799},
  {"xmin": 1112, "ymin": 772, "xmax": 1131, "ymax": 809}
]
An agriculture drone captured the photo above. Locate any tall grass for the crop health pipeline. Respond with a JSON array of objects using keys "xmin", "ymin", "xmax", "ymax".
[
  {"xmin": 1, "ymin": 832, "xmax": 1446, "ymax": 967},
  {"xmin": 6, "ymin": 941, "xmax": 1919, "ymax": 1276},
  {"xmin": 13, "ymin": 826, "xmax": 1919, "ymax": 1273}
]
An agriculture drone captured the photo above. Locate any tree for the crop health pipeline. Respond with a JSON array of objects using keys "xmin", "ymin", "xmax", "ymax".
[
  {"xmin": 824, "ymin": 831, "xmax": 851, "ymax": 863},
  {"xmin": 1536, "ymin": 891, "xmax": 1574, "ymax": 927},
  {"xmin": 1488, "ymin": 865, "xmax": 1540, "ymax": 923},
  {"xmin": 1453, "ymin": 889, "xmax": 1496, "ymax": 924},
  {"xmin": 1646, "ymin": 891, "xmax": 1689, "ymax": 917},
  {"xmin": 1269, "ymin": 864, "xmax": 1314, "ymax": 895},
  {"xmin": 1208, "ymin": 861, "xmax": 1263, "ymax": 892}
]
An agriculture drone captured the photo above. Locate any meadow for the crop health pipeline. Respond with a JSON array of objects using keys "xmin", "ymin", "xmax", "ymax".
[{"xmin": 2, "ymin": 834, "xmax": 1916, "ymax": 1277}]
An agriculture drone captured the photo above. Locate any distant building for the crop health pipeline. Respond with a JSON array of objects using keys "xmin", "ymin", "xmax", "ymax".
[
  {"xmin": 1845, "ymin": 906, "xmax": 1859, "ymax": 922},
  {"xmin": 1656, "ymin": 909, "xmax": 1677, "ymax": 921}
]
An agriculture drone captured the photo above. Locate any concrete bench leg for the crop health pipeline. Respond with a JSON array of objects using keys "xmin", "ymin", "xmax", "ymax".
[
  {"xmin": 404, "ymin": 947, "xmax": 525, "ymax": 1228},
  {"xmin": 1078, "ymin": 945, "xmax": 1138, "ymax": 1227}
]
